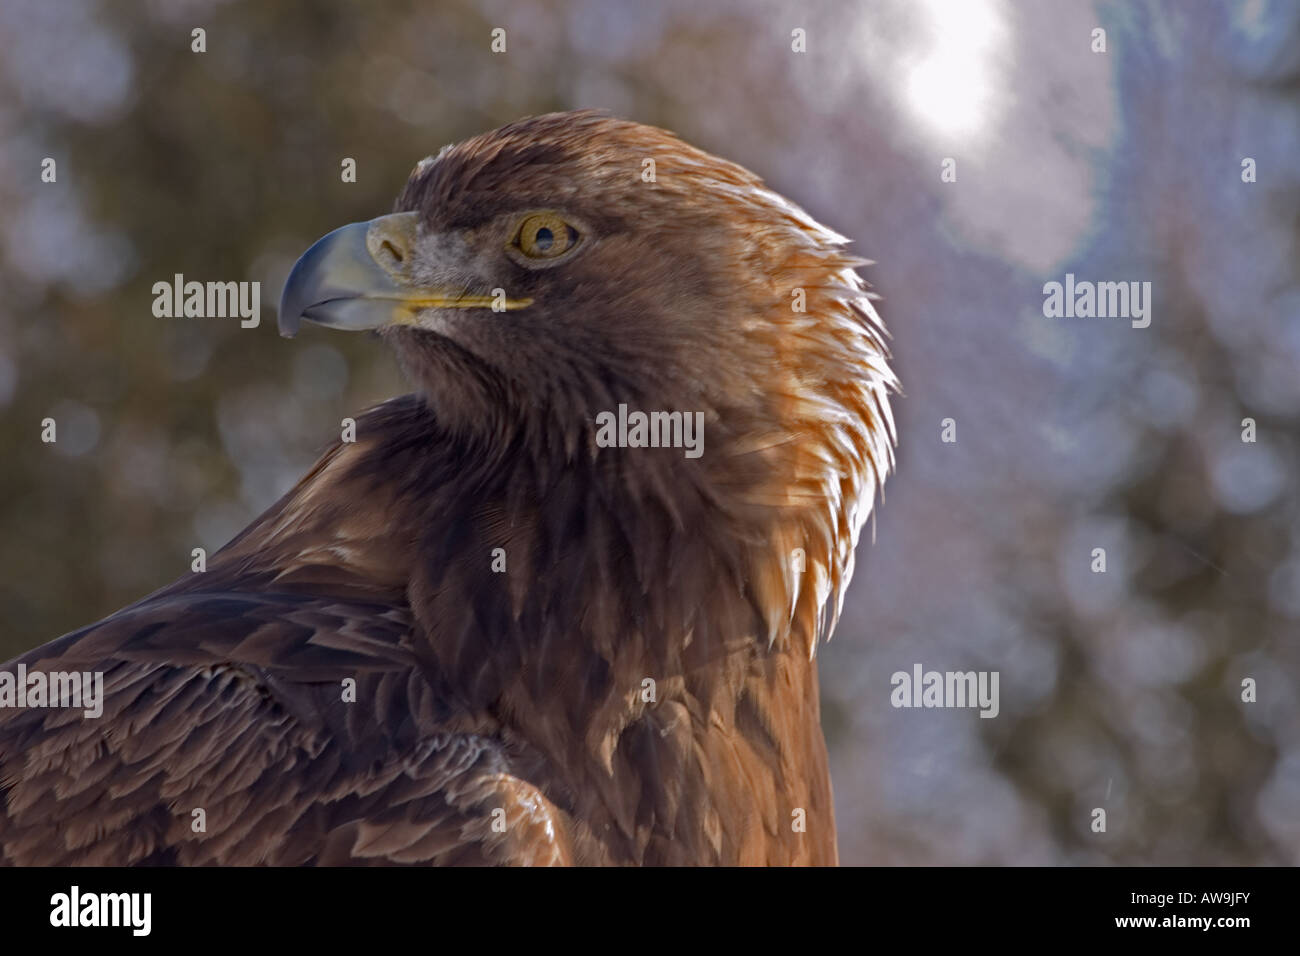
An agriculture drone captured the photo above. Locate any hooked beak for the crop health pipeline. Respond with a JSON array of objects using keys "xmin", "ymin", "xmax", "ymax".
[{"xmin": 278, "ymin": 211, "xmax": 532, "ymax": 337}]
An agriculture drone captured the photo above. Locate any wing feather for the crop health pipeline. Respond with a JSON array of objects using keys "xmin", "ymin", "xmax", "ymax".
[{"xmin": 0, "ymin": 591, "xmax": 571, "ymax": 866}]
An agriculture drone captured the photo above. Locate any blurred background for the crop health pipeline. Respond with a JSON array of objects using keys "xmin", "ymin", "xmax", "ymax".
[{"xmin": 1, "ymin": 0, "xmax": 1297, "ymax": 864}]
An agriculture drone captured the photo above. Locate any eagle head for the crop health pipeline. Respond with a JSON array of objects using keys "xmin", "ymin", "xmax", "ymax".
[{"xmin": 279, "ymin": 110, "xmax": 897, "ymax": 655}]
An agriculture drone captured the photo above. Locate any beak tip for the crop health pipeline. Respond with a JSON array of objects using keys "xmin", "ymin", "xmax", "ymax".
[{"xmin": 277, "ymin": 302, "xmax": 302, "ymax": 338}]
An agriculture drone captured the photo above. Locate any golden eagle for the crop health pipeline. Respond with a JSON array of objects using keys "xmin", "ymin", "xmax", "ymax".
[{"xmin": 0, "ymin": 111, "xmax": 896, "ymax": 865}]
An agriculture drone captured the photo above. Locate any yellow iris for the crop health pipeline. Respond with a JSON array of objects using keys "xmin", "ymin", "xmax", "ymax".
[{"xmin": 515, "ymin": 212, "xmax": 578, "ymax": 260}]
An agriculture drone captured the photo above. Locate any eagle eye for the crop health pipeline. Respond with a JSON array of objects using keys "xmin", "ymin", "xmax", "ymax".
[{"xmin": 511, "ymin": 212, "xmax": 580, "ymax": 264}]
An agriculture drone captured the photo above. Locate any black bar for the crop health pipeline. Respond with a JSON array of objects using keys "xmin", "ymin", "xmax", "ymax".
[{"xmin": 0, "ymin": 866, "xmax": 1283, "ymax": 942}]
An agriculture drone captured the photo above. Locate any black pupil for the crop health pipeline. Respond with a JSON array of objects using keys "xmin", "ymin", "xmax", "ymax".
[{"xmin": 534, "ymin": 226, "xmax": 554, "ymax": 251}]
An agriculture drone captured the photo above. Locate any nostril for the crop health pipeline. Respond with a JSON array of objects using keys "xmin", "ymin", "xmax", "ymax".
[{"xmin": 381, "ymin": 239, "xmax": 403, "ymax": 264}]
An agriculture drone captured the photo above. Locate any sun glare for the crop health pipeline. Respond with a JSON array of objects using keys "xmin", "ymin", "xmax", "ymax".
[{"xmin": 904, "ymin": 0, "xmax": 1007, "ymax": 141}]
